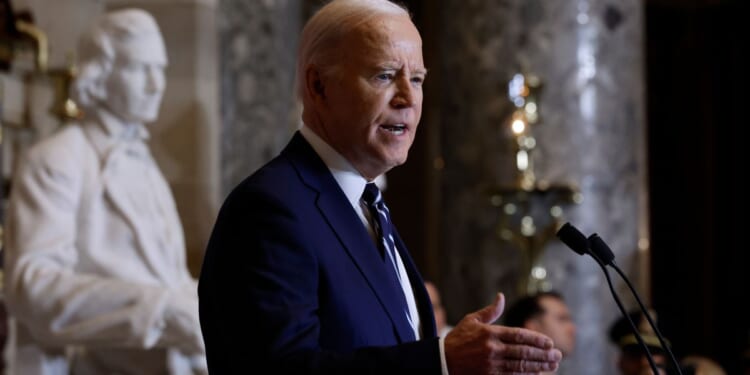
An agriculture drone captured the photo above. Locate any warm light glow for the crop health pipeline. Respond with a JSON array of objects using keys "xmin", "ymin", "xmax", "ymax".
[
  {"xmin": 526, "ymin": 111, "xmax": 538, "ymax": 124},
  {"xmin": 521, "ymin": 216, "xmax": 536, "ymax": 236},
  {"xmin": 638, "ymin": 238, "xmax": 650, "ymax": 251},
  {"xmin": 522, "ymin": 137, "xmax": 536, "ymax": 149},
  {"xmin": 525, "ymin": 102, "xmax": 537, "ymax": 114},
  {"xmin": 516, "ymin": 150, "xmax": 529, "ymax": 171},
  {"xmin": 532, "ymin": 266, "xmax": 547, "ymax": 279},
  {"xmin": 512, "ymin": 119, "xmax": 526, "ymax": 134}
]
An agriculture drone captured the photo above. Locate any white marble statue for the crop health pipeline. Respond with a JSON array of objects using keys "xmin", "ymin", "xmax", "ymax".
[{"xmin": 2, "ymin": 8, "xmax": 206, "ymax": 375}]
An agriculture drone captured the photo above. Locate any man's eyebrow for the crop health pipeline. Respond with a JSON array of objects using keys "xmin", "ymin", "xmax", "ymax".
[
  {"xmin": 374, "ymin": 63, "xmax": 399, "ymax": 71},
  {"xmin": 374, "ymin": 63, "xmax": 428, "ymax": 74}
]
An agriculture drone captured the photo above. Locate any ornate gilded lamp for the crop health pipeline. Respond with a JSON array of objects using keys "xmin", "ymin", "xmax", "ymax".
[{"xmin": 487, "ymin": 72, "xmax": 582, "ymax": 295}]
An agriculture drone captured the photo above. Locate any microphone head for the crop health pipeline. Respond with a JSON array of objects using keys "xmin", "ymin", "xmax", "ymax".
[
  {"xmin": 588, "ymin": 233, "xmax": 616, "ymax": 265},
  {"xmin": 556, "ymin": 222, "xmax": 588, "ymax": 255}
]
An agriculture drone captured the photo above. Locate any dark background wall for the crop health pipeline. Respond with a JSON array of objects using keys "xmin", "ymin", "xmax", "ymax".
[{"xmin": 646, "ymin": 0, "xmax": 749, "ymax": 373}]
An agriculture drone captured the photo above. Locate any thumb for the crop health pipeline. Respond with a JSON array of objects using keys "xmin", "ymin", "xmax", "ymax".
[{"xmin": 473, "ymin": 292, "xmax": 505, "ymax": 324}]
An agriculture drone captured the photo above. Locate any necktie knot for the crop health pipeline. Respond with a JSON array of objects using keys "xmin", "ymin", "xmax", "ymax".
[
  {"xmin": 362, "ymin": 182, "xmax": 382, "ymax": 207},
  {"xmin": 362, "ymin": 182, "xmax": 392, "ymax": 255}
]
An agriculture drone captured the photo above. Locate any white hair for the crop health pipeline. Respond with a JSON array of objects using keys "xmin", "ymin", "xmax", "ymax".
[
  {"xmin": 71, "ymin": 8, "xmax": 163, "ymax": 109},
  {"xmin": 295, "ymin": 0, "xmax": 410, "ymax": 100}
]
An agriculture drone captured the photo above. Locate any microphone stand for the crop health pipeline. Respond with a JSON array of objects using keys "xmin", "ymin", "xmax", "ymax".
[
  {"xmin": 585, "ymin": 247, "xmax": 662, "ymax": 375},
  {"xmin": 555, "ymin": 223, "xmax": 674, "ymax": 375},
  {"xmin": 588, "ymin": 233, "xmax": 683, "ymax": 375}
]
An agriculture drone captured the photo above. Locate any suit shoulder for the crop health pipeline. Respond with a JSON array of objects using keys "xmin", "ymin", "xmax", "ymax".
[{"xmin": 229, "ymin": 154, "xmax": 302, "ymax": 198}]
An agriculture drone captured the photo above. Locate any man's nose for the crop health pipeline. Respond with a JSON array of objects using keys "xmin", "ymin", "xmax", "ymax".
[{"xmin": 390, "ymin": 77, "xmax": 415, "ymax": 108}]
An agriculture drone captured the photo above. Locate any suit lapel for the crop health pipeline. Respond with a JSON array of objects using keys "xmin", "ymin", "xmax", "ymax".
[{"xmin": 283, "ymin": 133, "xmax": 416, "ymax": 343}]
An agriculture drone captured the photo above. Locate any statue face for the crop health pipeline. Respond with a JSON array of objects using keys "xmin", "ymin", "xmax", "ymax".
[{"xmin": 102, "ymin": 30, "xmax": 167, "ymax": 124}]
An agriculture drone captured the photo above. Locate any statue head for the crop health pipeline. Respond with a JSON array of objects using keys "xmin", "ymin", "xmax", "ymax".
[{"xmin": 72, "ymin": 8, "xmax": 168, "ymax": 125}]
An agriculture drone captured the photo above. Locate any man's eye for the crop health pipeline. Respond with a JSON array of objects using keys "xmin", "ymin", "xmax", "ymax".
[
  {"xmin": 411, "ymin": 76, "xmax": 424, "ymax": 85},
  {"xmin": 375, "ymin": 73, "xmax": 394, "ymax": 81}
]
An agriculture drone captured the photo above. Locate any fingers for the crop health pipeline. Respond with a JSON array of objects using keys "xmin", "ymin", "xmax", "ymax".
[
  {"xmin": 473, "ymin": 292, "xmax": 505, "ymax": 325},
  {"xmin": 490, "ymin": 342, "xmax": 562, "ymax": 363},
  {"xmin": 494, "ymin": 326, "xmax": 555, "ymax": 349},
  {"xmin": 491, "ymin": 358, "xmax": 560, "ymax": 373},
  {"xmin": 447, "ymin": 293, "xmax": 563, "ymax": 375},
  {"xmin": 486, "ymin": 341, "xmax": 560, "ymax": 373},
  {"xmin": 487, "ymin": 328, "xmax": 561, "ymax": 373}
]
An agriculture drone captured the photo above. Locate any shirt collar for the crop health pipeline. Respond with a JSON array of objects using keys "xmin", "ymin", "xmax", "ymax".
[{"xmin": 299, "ymin": 124, "xmax": 373, "ymax": 207}]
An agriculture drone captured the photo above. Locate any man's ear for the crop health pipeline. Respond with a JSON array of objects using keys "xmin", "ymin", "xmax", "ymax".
[{"xmin": 305, "ymin": 66, "xmax": 325, "ymax": 101}]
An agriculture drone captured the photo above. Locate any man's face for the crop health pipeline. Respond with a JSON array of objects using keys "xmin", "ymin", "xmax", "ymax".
[
  {"xmin": 103, "ymin": 32, "xmax": 167, "ymax": 124},
  {"xmin": 529, "ymin": 296, "xmax": 577, "ymax": 356},
  {"xmin": 315, "ymin": 14, "xmax": 425, "ymax": 180}
]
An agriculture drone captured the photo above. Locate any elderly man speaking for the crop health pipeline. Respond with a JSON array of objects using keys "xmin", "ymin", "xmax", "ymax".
[{"xmin": 198, "ymin": 1, "xmax": 562, "ymax": 374}]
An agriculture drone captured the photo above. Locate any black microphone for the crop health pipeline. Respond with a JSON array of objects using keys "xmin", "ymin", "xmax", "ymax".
[
  {"xmin": 587, "ymin": 233, "xmax": 615, "ymax": 265},
  {"xmin": 587, "ymin": 232, "xmax": 682, "ymax": 375},
  {"xmin": 555, "ymin": 222, "xmax": 663, "ymax": 375},
  {"xmin": 556, "ymin": 222, "xmax": 588, "ymax": 256}
]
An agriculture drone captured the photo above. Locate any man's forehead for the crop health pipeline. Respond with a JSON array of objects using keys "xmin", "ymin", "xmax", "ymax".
[{"xmin": 344, "ymin": 21, "xmax": 424, "ymax": 69}]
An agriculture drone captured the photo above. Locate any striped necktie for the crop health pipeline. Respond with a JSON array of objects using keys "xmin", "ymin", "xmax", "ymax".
[{"xmin": 361, "ymin": 183, "xmax": 412, "ymax": 322}]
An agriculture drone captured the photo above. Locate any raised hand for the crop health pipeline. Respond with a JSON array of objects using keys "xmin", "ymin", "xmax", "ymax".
[{"xmin": 444, "ymin": 293, "xmax": 562, "ymax": 375}]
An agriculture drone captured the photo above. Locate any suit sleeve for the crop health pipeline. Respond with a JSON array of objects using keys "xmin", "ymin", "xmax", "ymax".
[
  {"xmin": 3, "ymin": 147, "xmax": 201, "ymax": 355},
  {"xmin": 198, "ymin": 184, "xmax": 441, "ymax": 374}
]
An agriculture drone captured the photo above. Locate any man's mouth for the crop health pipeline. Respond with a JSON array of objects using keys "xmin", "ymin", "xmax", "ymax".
[{"xmin": 380, "ymin": 124, "xmax": 407, "ymax": 135}]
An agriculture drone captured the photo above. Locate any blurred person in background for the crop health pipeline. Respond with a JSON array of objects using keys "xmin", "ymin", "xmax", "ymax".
[
  {"xmin": 504, "ymin": 291, "xmax": 577, "ymax": 374},
  {"xmin": 609, "ymin": 309, "xmax": 670, "ymax": 375}
]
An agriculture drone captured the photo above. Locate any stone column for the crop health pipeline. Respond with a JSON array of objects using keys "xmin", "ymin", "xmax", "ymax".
[
  {"xmin": 218, "ymin": 0, "xmax": 304, "ymax": 195},
  {"xmin": 437, "ymin": 1, "xmax": 647, "ymax": 373}
]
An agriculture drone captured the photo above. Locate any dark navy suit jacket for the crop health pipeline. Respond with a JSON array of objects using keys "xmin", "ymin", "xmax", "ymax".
[{"xmin": 198, "ymin": 132, "xmax": 440, "ymax": 374}]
